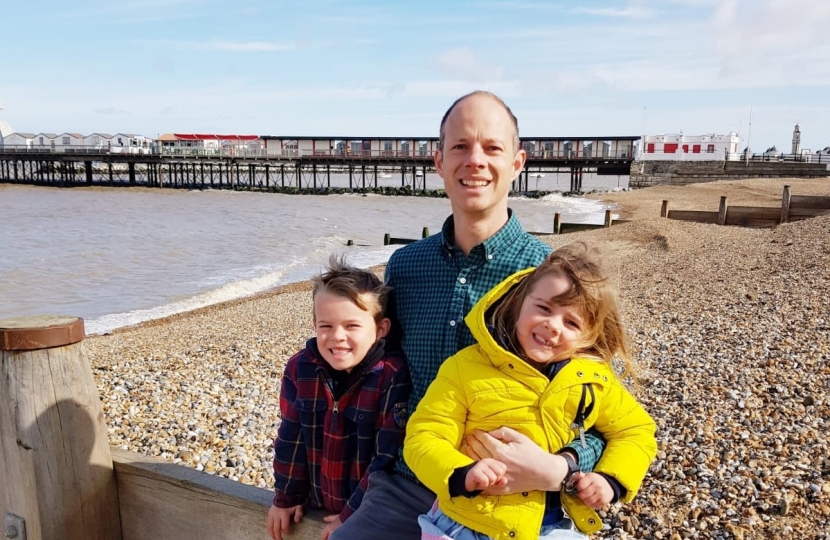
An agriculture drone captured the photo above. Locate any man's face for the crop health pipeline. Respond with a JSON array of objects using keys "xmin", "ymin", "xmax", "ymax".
[{"xmin": 435, "ymin": 95, "xmax": 525, "ymax": 219}]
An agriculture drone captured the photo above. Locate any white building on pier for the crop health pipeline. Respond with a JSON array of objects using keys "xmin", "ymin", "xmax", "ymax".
[{"xmin": 638, "ymin": 132, "xmax": 742, "ymax": 161}]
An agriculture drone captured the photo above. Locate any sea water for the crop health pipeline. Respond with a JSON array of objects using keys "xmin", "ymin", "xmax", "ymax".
[{"xmin": 0, "ymin": 181, "xmax": 624, "ymax": 334}]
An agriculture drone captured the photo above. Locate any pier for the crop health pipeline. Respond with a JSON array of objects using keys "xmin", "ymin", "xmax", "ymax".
[{"xmin": 0, "ymin": 135, "xmax": 638, "ymax": 194}]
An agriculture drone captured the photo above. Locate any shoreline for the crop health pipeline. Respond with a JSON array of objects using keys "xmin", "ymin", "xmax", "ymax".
[{"xmin": 84, "ymin": 176, "xmax": 830, "ymax": 538}]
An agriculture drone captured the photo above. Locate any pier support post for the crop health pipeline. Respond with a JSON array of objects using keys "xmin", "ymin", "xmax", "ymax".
[
  {"xmin": 84, "ymin": 161, "xmax": 93, "ymax": 184},
  {"xmin": 128, "ymin": 162, "xmax": 136, "ymax": 185},
  {"xmin": 0, "ymin": 316, "xmax": 122, "ymax": 540}
]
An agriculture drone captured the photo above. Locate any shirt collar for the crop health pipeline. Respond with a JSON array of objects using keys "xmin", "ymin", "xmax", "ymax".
[{"xmin": 440, "ymin": 208, "xmax": 524, "ymax": 260}]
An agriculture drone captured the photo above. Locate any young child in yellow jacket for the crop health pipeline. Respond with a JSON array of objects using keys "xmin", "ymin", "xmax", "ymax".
[{"xmin": 404, "ymin": 242, "xmax": 658, "ymax": 540}]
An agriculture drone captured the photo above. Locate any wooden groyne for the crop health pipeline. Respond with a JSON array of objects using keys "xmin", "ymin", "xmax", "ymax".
[
  {"xmin": 0, "ymin": 315, "xmax": 327, "ymax": 540},
  {"xmin": 661, "ymin": 185, "xmax": 830, "ymax": 227}
]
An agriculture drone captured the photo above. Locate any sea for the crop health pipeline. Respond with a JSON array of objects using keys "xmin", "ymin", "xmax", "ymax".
[{"xmin": 0, "ymin": 172, "xmax": 628, "ymax": 335}]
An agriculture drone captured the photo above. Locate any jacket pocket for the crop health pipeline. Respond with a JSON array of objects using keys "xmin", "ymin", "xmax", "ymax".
[{"xmin": 343, "ymin": 405, "xmax": 378, "ymax": 438}]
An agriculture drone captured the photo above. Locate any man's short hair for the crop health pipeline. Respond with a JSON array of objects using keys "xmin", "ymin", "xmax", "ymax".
[
  {"xmin": 437, "ymin": 90, "xmax": 520, "ymax": 152},
  {"xmin": 311, "ymin": 255, "xmax": 390, "ymax": 323}
]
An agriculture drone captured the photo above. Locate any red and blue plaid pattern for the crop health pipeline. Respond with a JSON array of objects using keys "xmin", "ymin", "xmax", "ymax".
[{"xmin": 272, "ymin": 340, "xmax": 410, "ymax": 521}]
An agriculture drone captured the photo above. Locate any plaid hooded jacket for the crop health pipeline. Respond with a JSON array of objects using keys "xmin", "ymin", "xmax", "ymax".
[{"xmin": 272, "ymin": 338, "xmax": 410, "ymax": 521}]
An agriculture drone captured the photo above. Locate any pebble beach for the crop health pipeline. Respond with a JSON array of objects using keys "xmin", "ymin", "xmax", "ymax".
[{"xmin": 85, "ymin": 177, "xmax": 830, "ymax": 539}]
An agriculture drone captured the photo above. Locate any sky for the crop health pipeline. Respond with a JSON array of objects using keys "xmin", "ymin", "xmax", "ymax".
[{"xmin": 2, "ymin": 0, "xmax": 829, "ymax": 152}]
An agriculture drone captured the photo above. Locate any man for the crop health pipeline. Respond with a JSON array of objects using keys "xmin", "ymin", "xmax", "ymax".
[{"xmin": 330, "ymin": 91, "xmax": 605, "ymax": 540}]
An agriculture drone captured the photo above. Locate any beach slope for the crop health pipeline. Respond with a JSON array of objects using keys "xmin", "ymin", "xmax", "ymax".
[{"xmin": 86, "ymin": 177, "xmax": 830, "ymax": 539}]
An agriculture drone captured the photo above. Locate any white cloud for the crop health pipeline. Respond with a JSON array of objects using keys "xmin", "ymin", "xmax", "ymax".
[
  {"xmin": 432, "ymin": 47, "xmax": 505, "ymax": 84},
  {"xmin": 712, "ymin": 0, "xmax": 830, "ymax": 77}
]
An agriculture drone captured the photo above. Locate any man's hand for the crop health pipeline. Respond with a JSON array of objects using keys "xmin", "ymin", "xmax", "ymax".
[
  {"xmin": 320, "ymin": 514, "xmax": 342, "ymax": 540},
  {"xmin": 464, "ymin": 427, "xmax": 568, "ymax": 494},
  {"xmin": 465, "ymin": 458, "xmax": 508, "ymax": 492},
  {"xmin": 267, "ymin": 504, "xmax": 304, "ymax": 540},
  {"xmin": 573, "ymin": 472, "xmax": 614, "ymax": 509}
]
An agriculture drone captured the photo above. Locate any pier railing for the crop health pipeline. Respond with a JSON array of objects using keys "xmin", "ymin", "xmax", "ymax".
[{"xmin": 0, "ymin": 145, "xmax": 635, "ymax": 161}]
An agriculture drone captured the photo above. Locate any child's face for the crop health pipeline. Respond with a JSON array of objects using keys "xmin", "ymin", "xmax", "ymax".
[
  {"xmin": 515, "ymin": 272, "xmax": 586, "ymax": 364},
  {"xmin": 313, "ymin": 291, "xmax": 390, "ymax": 372}
]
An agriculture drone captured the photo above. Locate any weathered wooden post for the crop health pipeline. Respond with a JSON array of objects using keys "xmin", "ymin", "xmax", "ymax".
[
  {"xmin": 422, "ymin": 227, "xmax": 430, "ymax": 238},
  {"xmin": 553, "ymin": 213, "xmax": 562, "ymax": 234},
  {"xmin": 718, "ymin": 196, "xmax": 728, "ymax": 226},
  {"xmin": 660, "ymin": 200, "xmax": 669, "ymax": 218},
  {"xmin": 604, "ymin": 209, "xmax": 613, "ymax": 228},
  {"xmin": 1, "ymin": 316, "xmax": 122, "ymax": 540},
  {"xmin": 384, "ymin": 233, "xmax": 391, "ymax": 246},
  {"xmin": 780, "ymin": 185, "xmax": 791, "ymax": 224}
]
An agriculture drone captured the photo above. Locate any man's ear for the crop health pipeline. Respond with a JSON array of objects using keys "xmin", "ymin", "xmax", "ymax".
[
  {"xmin": 512, "ymin": 148, "xmax": 527, "ymax": 180},
  {"xmin": 434, "ymin": 149, "xmax": 444, "ymax": 177},
  {"xmin": 376, "ymin": 317, "xmax": 392, "ymax": 339}
]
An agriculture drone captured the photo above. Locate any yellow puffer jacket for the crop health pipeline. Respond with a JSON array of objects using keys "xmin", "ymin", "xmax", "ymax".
[{"xmin": 404, "ymin": 268, "xmax": 657, "ymax": 540}]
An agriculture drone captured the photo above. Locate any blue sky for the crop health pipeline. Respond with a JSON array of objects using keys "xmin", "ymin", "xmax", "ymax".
[{"xmin": 2, "ymin": 0, "xmax": 829, "ymax": 151}]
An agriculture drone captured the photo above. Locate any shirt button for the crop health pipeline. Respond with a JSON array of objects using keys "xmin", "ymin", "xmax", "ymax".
[
  {"xmin": 487, "ymin": 254, "xmax": 494, "ymax": 260},
  {"xmin": 449, "ymin": 320, "xmax": 456, "ymax": 327},
  {"xmin": 459, "ymin": 277, "xmax": 467, "ymax": 284},
  {"xmin": 509, "ymin": 532, "xmax": 515, "ymax": 538}
]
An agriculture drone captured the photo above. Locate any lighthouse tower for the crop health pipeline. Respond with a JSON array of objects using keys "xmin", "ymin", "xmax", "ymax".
[{"xmin": 791, "ymin": 123, "xmax": 801, "ymax": 155}]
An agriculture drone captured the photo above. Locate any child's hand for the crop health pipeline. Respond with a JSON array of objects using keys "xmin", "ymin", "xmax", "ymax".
[
  {"xmin": 465, "ymin": 458, "xmax": 508, "ymax": 492},
  {"xmin": 574, "ymin": 472, "xmax": 614, "ymax": 509},
  {"xmin": 267, "ymin": 504, "xmax": 304, "ymax": 540},
  {"xmin": 320, "ymin": 514, "xmax": 342, "ymax": 540}
]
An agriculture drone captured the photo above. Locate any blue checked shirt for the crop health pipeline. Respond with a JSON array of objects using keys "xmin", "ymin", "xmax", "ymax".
[{"xmin": 385, "ymin": 210, "xmax": 605, "ymax": 480}]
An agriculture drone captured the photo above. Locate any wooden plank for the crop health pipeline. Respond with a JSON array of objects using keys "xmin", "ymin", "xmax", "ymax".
[
  {"xmin": 787, "ymin": 207, "xmax": 830, "ymax": 219},
  {"xmin": 665, "ymin": 210, "xmax": 719, "ymax": 224},
  {"xmin": 557, "ymin": 223, "xmax": 606, "ymax": 234},
  {"xmin": 724, "ymin": 217, "xmax": 779, "ymax": 228},
  {"xmin": 112, "ymin": 449, "xmax": 326, "ymax": 540},
  {"xmin": 725, "ymin": 206, "xmax": 781, "ymax": 225},
  {"xmin": 789, "ymin": 195, "xmax": 830, "ymax": 209}
]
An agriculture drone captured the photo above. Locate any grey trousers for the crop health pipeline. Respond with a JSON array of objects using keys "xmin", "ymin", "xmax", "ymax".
[{"xmin": 331, "ymin": 470, "xmax": 435, "ymax": 540}]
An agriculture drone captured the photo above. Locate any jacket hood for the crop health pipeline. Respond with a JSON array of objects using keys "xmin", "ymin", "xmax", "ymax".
[
  {"xmin": 464, "ymin": 267, "xmax": 614, "ymax": 385},
  {"xmin": 464, "ymin": 267, "xmax": 541, "ymax": 377}
]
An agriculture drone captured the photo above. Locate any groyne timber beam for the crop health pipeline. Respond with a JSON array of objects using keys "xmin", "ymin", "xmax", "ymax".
[{"xmin": 0, "ymin": 315, "xmax": 329, "ymax": 540}]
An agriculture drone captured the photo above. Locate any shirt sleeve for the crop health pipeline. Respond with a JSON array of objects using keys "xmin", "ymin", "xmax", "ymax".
[
  {"xmin": 341, "ymin": 359, "xmax": 411, "ymax": 521},
  {"xmin": 272, "ymin": 361, "xmax": 310, "ymax": 508},
  {"xmin": 561, "ymin": 427, "xmax": 606, "ymax": 472}
]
